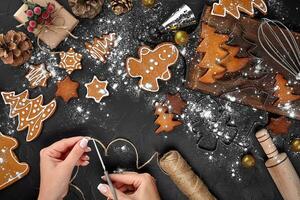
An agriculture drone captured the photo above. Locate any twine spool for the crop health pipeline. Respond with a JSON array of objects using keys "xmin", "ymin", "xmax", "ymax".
[{"xmin": 159, "ymin": 150, "xmax": 216, "ymax": 200}]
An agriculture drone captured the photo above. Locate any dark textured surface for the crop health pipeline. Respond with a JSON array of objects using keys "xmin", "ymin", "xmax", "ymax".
[{"xmin": 0, "ymin": 0, "xmax": 299, "ymax": 200}]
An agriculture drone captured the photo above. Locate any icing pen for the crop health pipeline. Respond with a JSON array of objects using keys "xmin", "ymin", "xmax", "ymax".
[{"xmin": 92, "ymin": 139, "xmax": 118, "ymax": 200}]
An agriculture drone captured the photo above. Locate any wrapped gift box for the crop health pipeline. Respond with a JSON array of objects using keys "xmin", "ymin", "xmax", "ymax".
[{"xmin": 14, "ymin": 0, "xmax": 79, "ymax": 49}]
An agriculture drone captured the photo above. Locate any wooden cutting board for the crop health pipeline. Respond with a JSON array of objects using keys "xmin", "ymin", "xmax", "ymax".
[{"xmin": 187, "ymin": 6, "xmax": 300, "ymax": 120}]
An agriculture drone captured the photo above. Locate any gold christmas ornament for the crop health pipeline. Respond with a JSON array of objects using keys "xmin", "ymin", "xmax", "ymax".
[
  {"xmin": 241, "ymin": 154, "xmax": 256, "ymax": 168},
  {"xmin": 68, "ymin": 0, "xmax": 104, "ymax": 19},
  {"xmin": 291, "ymin": 138, "xmax": 300, "ymax": 152},
  {"xmin": 0, "ymin": 30, "xmax": 32, "ymax": 66},
  {"xmin": 175, "ymin": 31, "xmax": 189, "ymax": 45},
  {"xmin": 142, "ymin": 0, "xmax": 155, "ymax": 8},
  {"xmin": 110, "ymin": 0, "xmax": 133, "ymax": 15}
]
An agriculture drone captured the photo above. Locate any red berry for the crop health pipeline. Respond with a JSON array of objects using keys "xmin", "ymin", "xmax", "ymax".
[
  {"xmin": 26, "ymin": 10, "xmax": 33, "ymax": 17},
  {"xmin": 28, "ymin": 20, "xmax": 37, "ymax": 28},
  {"xmin": 37, "ymin": 16, "xmax": 44, "ymax": 24},
  {"xmin": 42, "ymin": 12, "xmax": 49, "ymax": 19},
  {"xmin": 33, "ymin": 6, "xmax": 42, "ymax": 15},
  {"xmin": 47, "ymin": 3, "xmax": 55, "ymax": 13},
  {"xmin": 27, "ymin": 26, "xmax": 35, "ymax": 33}
]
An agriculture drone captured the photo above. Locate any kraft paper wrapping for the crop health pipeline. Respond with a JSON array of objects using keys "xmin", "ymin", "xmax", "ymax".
[
  {"xmin": 160, "ymin": 150, "xmax": 216, "ymax": 200},
  {"xmin": 14, "ymin": 0, "xmax": 79, "ymax": 49}
]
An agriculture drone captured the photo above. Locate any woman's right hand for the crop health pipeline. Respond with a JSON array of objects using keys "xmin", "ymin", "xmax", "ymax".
[{"xmin": 98, "ymin": 172, "xmax": 161, "ymax": 200}]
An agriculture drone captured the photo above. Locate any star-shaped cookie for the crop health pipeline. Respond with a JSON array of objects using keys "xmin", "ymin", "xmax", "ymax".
[
  {"xmin": 58, "ymin": 48, "xmax": 82, "ymax": 74},
  {"xmin": 85, "ymin": 76, "xmax": 109, "ymax": 103},
  {"xmin": 55, "ymin": 76, "xmax": 79, "ymax": 103}
]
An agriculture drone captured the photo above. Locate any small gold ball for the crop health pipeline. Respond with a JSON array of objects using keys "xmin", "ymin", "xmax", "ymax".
[
  {"xmin": 241, "ymin": 154, "xmax": 256, "ymax": 168},
  {"xmin": 291, "ymin": 138, "xmax": 300, "ymax": 152},
  {"xmin": 142, "ymin": 0, "xmax": 156, "ymax": 8},
  {"xmin": 175, "ymin": 31, "xmax": 189, "ymax": 45}
]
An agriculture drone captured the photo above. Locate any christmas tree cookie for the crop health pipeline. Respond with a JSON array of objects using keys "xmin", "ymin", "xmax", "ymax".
[{"xmin": 1, "ymin": 90, "xmax": 56, "ymax": 142}]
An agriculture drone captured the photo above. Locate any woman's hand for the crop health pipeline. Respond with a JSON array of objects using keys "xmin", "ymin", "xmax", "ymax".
[
  {"xmin": 38, "ymin": 136, "xmax": 91, "ymax": 200},
  {"xmin": 98, "ymin": 172, "xmax": 161, "ymax": 200}
]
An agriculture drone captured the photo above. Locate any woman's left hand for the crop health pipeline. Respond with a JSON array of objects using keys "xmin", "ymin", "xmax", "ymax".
[{"xmin": 38, "ymin": 136, "xmax": 91, "ymax": 200}]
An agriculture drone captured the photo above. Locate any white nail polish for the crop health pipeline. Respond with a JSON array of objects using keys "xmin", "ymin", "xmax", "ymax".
[
  {"xmin": 97, "ymin": 183, "xmax": 108, "ymax": 193},
  {"xmin": 79, "ymin": 138, "xmax": 89, "ymax": 148}
]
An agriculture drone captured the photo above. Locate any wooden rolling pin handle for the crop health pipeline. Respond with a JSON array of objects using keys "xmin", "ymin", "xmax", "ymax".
[
  {"xmin": 256, "ymin": 129, "xmax": 279, "ymax": 158},
  {"xmin": 256, "ymin": 129, "xmax": 300, "ymax": 200}
]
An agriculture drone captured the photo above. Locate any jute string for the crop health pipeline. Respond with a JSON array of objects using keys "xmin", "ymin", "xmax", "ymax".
[
  {"xmin": 159, "ymin": 150, "xmax": 216, "ymax": 200},
  {"xmin": 69, "ymin": 137, "xmax": 161, "ymax": 200},
  {"xmin": 69, "ymin": 139, "xmax": 216, "ymax": 200}
]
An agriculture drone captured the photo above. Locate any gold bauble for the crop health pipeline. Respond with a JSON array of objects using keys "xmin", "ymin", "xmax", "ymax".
[
  {"xmin": 142, "ymin": 0, "xmax": 155, "ymax": 8},
  {"xmin": 175, "ymin": 31, "xmax": 189, "ymax": 45},
  {"xmin": 241, "ymin": 154, "xmax": 256, "ymax": 168},
  {"xmin": 291, "ymin": 138, "xmax": 300, "ymax": 152}
]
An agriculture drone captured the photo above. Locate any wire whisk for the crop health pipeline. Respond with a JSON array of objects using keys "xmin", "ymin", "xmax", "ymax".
[{"xmin": 258, "ymin": 18, "xmax": 300, "ymax": 80}]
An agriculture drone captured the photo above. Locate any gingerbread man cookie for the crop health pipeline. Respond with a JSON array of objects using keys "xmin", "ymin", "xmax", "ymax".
[
  {"xmin": 59, "ymin": 48, "xmax": 83, "ymax": 74},
  {"xmin": 85, "ymin": 76, "xmax": 109, "ymax": 103},
  {"xmin": 0, "ymin": 132, "xmax": 29, "ymax": 190},
  {"xmin": 1, "ymin": 90, "xmax": 57, "ymax": 142},
  {"xmin": 126, "ymin": 43, "xmax": 179, "ymax": 92}
]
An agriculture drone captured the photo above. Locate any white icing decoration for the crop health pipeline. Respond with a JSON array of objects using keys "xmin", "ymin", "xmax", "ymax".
[
  {"xmin": 126, "ymin": 43, "xmax": 179, "ymax": 92},
  {"xmin": 211, "ymin": 0, "xmax": 268, "ymax": 19},
  {"xmin": 1, "ymin": 90, "xmax": 57, "ymax": 142},
  {"xmin": 87, "ymin": 33, "xmax": 116, "ymax": 62},
  {"xmin": 0, "ymin": 133, "xmax": 29, "ymax": 189},
  {"xmin": 85, "ymin": 76, "xmax": 109, "ymax": 103},
  {"xmin": 25, "ymin": 64, "xmax": 50, "ymax": 87}
]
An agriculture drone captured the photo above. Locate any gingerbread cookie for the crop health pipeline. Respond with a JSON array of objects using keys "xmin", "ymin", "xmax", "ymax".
[
  {"xmin": 197, "ymin": 23, "xmax": 249, "ymax": 83},
  {"xmin": 1, "ymin": 90, "xmax": 57, "ymax": 142},
  {"xmin": 267, "ymin": 116, "xmax": 291, "ymax": 135},
  {"xmin": 167, "ymin": 93, "xmax": 187, "ymax": 115},
  {"xmin": 58, "ymin": 48, "xmax": 83, "ymax": 74},
  {"xmin": 126, "ymin": 43, "xmax": 179, "ymax": 92},
  {"xmin": 211, "ymin": 0, "xmax": 267, "ymax": 19},
  {"xmin": 274, "ymin": 74, "xmax": 300, "ymax": 105},
  {"xmin": 85, "ymin": 76, "xmax": 109, "ymax": 103},
  {"xmin": 85, "ymin": 33, "xmax": 116, "ymax": 63},
  {"xmin": 25, "ymin": 63, "xmax": 51, "ymax": 88},
  {"xmin": 0, "ymin": 132, "xmax": 29, "ymax": 190},
  {"xmin": 154, "ymin": 103, "xmax": 182, "ymax": 134},
  {"xmin": 55, "ymin": 76, "xmax": 79, "ymax": 103}
]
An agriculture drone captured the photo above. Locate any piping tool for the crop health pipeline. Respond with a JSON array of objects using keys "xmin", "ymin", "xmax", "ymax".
[{"xmin": 92, "ymin": 139, "xmax": 118, "ymax": 200}]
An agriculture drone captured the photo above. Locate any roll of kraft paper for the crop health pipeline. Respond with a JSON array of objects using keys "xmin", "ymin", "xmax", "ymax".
[{"xmin": 160, "ymin": 150, "xmax": 216, "ymax": 200}]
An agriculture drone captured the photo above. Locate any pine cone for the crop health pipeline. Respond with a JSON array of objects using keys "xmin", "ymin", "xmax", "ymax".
[
  {"xmin": 69, "ymin": 0, "xmax": 104, "ymax": 19},
  {"xmin": 0, "ymin": 30, "xmax": 32, "ymax": 67},
  {"xmin": 111, "ymin": 0, "xmax": 133, "ymax": 15}
]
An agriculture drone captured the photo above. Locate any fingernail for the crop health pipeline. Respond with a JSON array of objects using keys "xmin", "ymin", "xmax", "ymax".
[
  {"xmin": 85, "ymin": 155, "xmax": 90, "ymax": 160},
  {"xmin": 83, "ymin": 161, "xmax": 90, "ymax": 166},
  {"xmin": 80, "ymin": 138, "xmax": 89, "ymax": 148},
  {"xmin": 101, "ymin": 175, "xmax": 105, "ymax": 180},
  {"xmin": 85, "ymin": 147, "xmax": 92, "ymax": 152},
  {"xmin": 97, "ymin": 183, "xmax": 108, "ymax": 194}
]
